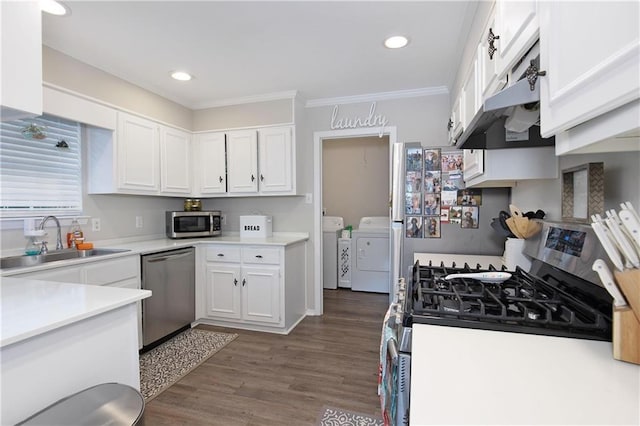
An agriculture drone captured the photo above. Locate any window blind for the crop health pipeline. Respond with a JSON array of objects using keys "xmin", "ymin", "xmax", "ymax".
[{"xmin": 0, "ymin": 114, "xmax": 82, "ymax": 217}]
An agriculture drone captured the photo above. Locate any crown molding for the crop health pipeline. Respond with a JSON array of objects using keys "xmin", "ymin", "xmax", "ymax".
[
  {"xmin": 192, "ymin": 90, "xmax": 299, "ymax": 110},
  {"xmin": 305, "ymin": 86, "xmax": 449, "ymax": 108}
]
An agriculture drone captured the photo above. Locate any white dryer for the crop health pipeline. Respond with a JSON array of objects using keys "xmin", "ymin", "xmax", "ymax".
[
  {"xmin": 322, "ymin": 216, "xmax": 344, "ymax": 289},
  {"xmin": 350, "ymin": 216, "xmax": 390, "ymax": 293}
]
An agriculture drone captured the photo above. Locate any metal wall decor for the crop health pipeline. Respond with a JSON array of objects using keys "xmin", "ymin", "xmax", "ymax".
[
  {"xmin": 330, "ymin": 102, "xmax": 389, "ymax": 137},
  {"xmin": 561, "ymin": 162, "xmax": 604, "ymax": 223}
]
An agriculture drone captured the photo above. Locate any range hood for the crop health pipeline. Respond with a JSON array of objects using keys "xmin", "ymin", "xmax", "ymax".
[{"xmin": 455, "ymin": 44, "xmax": 555, "ymax": 150}]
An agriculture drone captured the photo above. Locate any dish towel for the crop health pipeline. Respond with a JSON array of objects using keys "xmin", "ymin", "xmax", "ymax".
[{"xmin": 378, "ymin": 306, "xmax": 397, "ymax": 425}]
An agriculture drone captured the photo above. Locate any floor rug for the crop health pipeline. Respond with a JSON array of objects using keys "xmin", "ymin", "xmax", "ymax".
[
  {"xmin": 139, "ymin": 328, "xmax": 237, "ymax": 401},
  {"xmin": 316, "ymin": 406, "xmax": 384, "ymax": 426}
]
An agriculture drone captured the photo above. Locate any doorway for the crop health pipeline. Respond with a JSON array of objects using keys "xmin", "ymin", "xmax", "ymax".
[
  {"xmin": 313, "ymin": 126, "xmax": 397, "ymax": 315},
  {"xmin": 322, "ymin": 136, "xmax": 390, "ymax": 228}
]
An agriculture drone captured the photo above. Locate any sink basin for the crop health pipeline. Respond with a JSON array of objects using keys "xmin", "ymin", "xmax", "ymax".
[{"xmin": 1, "ymin": 248, "xmax": 131, "ymax": 270}]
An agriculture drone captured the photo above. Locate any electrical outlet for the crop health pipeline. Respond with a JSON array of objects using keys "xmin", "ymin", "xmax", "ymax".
[
  {"xmin": 136, "ymin": 216, "xmax": 144, "ymax": 229},
  {"xmin": 91, "ymin": 218, "xmax": 101, "ymax": 232},
  {"xmin": 220, "ymin": 215, "xmax": 227, "ymax": 225},
  {"xmin": 305, "ymin": 193, "xmax": 313, "ymax": 204}
]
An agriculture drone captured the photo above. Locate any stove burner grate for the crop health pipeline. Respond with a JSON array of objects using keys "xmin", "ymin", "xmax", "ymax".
[{"xmin": 407, "ymin": 262, "xmax": 612, "ymax": 341}]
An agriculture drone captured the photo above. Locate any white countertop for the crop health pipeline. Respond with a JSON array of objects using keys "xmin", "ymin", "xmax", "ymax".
[
  {"xmin": 114, "ymin": 232, "xmax": 309, "ymax": 254},
  {"xmin": 0, "ymin": 277, "xmax": 151, "ymax": 348},
  {"xmin": 1, "ymin": 232, "xmax": 309, "ymax": 276},
  {"xmin": 0, "ymin": 232, "xmax": 307, "ymax": 346},
  {"xmin": 410, "ymin": 324, "xmax": 640, "ymax": 425}
]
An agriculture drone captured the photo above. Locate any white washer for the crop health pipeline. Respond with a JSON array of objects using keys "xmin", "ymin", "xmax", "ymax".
[
  {"xmin": 350, "ymin": 216, "xmax": 390, "ymax": 293},
  {"xmin": 322, "ymin": 216, "xmax": 344, "ymax": 289}
]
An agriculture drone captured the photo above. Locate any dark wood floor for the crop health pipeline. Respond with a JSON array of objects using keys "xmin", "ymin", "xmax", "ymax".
[{"xmin": 143, "ymin": 289, "xmax": 390, "ymax": 425}]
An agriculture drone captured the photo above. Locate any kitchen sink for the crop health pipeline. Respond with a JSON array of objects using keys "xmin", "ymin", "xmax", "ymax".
[{"xmin": 0, "ymin": 248, "xmax": 131, "ymax": 270}]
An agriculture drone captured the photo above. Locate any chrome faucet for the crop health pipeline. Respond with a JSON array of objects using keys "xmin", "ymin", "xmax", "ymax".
[{"xmin": 39, "ymin": 216, "xmax": 64, "ymax": 251}]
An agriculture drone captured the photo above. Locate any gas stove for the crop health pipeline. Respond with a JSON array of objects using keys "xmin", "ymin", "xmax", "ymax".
[
  {"xmin": 386, "ymin": 222, "xmax": 619, "ymax": 426},
  {"xmin": 405, "ymin": 260, "xmax": 612, "ymax": 341}
]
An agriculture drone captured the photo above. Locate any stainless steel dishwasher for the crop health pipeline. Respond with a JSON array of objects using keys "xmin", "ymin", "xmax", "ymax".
[{"xmin": 141, "ymin": 247, "xmax": 195, "ymax": 350}]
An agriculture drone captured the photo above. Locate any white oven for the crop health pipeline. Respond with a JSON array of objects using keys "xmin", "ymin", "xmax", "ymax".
[{"xmin": 381, "ymin": 253, "xmax": 505, "ymax": 426}]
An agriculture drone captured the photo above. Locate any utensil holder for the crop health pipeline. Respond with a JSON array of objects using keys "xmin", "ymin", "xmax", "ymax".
[{"xmin": 612, "ymin": 269, "xmax": 640, "ymax": 365}]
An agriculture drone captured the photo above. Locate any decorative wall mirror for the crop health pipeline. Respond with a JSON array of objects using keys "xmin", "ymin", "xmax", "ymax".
[{"xmin": 561, "ymin": 162, "xmax": 604, "ymax": 223}]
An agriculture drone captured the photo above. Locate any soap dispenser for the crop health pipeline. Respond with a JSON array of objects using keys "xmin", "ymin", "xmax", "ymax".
[{"xmin": 24, "ymin": 229, "xmax": 46, "ymax": 255}]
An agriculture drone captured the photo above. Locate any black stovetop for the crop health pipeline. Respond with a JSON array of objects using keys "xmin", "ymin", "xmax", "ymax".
[{"xmin": 404, "ymin": 260, "xmax": 612, "ymax": 341}]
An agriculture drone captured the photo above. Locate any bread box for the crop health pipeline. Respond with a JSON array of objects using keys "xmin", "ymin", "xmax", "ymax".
[{"xmin": 240, "ymin": 215, "xmax": 273, "ymax": 239}]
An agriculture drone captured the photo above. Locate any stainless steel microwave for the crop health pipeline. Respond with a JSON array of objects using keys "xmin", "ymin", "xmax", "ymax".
[{"xmin": 166, "ymin": 211, "xmax": 221, "ymax": 239}]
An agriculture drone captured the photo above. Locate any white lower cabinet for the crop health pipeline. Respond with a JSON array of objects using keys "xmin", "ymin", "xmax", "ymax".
[
  {"xmin": 11, "ymin": 255, "xmax": 143, "ymax": 348},
  {"xmin": 205, "ymin": 264, "xmax": 242, "ymax": 319},
  {"xmin": 242, "ymin": 265, "xmax": 280, "ymax": 324},
  {"xmin": 204, "ymin": 246, "xmax": 281, "ymax": 325},
  {"xmin": 198, "ymin": 242, "xmax": 305, "ymax": 334},
  {"xmin": 18, "ymin": 264, "xmax": 83, "ymax": 283}
]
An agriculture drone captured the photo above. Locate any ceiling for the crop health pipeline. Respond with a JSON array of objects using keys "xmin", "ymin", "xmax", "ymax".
[{"xmin": 42, "ymin": 1, "xmax": 477, "ymax": 110}]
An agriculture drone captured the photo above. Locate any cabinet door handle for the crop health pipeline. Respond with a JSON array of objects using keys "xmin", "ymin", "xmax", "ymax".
[
  {"xmin": 525, "ymin": 59, "xmax": 546, "ymax": 91},
  {"xmin": 217, "ymin": 253, "xmax": 224, "ymax": 257},
  {"xmin": 251, "ymin": 174, "xmax": 255, "ymax": 182},
  {"xmin": 255, "ymin": 255, "xmax": 263, "ymax": 259},
  {"xmin": 487, "ymin": 27, "xmax": 499, "ymax": 60},
  {"xmin": 260, "ymin": 174, "xmax": 264, "ymax": 182},
  {"xmin": 234, "ymin": 278, "xmax": 238, "ymax": 286},
  {"xmin": 242, "ymin": 278, "xmax": 246, "ymax": 286},
  {"xmin": 219, "ymin": 176, "xmax": 224, "ymax": 183}
]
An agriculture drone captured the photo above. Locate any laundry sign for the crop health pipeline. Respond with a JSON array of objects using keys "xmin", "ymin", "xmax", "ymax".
[{"xmin": 330, "ymin": 102, "xmax": 389, "ymax": 137}]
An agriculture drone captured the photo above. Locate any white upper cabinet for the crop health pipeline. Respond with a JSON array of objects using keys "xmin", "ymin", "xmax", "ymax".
[
  {"xmin": 227, "ymin": 130, "xmax": 259, "ymax": 193},
  {"xmin": 539, "ymin": 1, "xmax": 640, "ymax": 139},
  {"xmin": 226, "ymin": 126, "xmax": 296, "ymax": 196},
  {"xmin": 258, "ymin": 126, "xmax": 294, "ymax": 194},
  {"xmin": 0, "ymin": 1, "xmax": 42, "ymax": 121},
  {"xmin": 463, "ymin": 146, "xmax": 558, "ymax": 188},
  {"xmin": 493, "ymin": 0, "xmax": 539, "ymax": 79},
  {"xmin": 448, "ymin": 96, "xmax": 464, "ymax": 146},
  {"xmin": 194, "ymin": 132, "xmax": 227, "ymax": 195},
  {"xmin": 160, "ymin": 126, "xmax": 191, "ymax": 195},
  {"xmin": 461, "ymin": 57, "xmax": 479, "ymax": 133},
  {"xmin": 478, "ymin": 7, "xmax": 507, "ymax": 101},
  {"xmin": 88, "ymin": 111, "xmax": 194, "ymax": 196},
  {"xmin": 462, "ymin": 149, "xmax": 484, "ymax": 182},
  {"xmin": 117, "ymin": 112, "xmax": 160, "ymax": 193}
]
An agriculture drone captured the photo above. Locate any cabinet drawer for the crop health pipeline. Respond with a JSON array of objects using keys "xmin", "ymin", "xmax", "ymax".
[
  {"xmin": 84, "ymin": 256, "xmax": 139, "ymax": 285},
  {"xmin": 206, "ymin": 246, "xmax": 241, "ymax": 263},
  {"xmin": 242, "ymin": 247, "xmax": 281, "ymax": 265}
]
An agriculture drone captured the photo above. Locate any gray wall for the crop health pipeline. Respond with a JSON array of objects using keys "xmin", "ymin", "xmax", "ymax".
[
  {"xmin": 512, "ymin": 151, "xmax": 640, "ymax": 220},
  {"xmin": 192, "ymin": 99, "xmax": 293, "ymax": 131},
  {"xmin": 322, "ymin": 136, "xmax": 390, "ymax": 228},
  {"xmin": 43, "ymin": 47, "xmax": 192, "ymax": 129}
]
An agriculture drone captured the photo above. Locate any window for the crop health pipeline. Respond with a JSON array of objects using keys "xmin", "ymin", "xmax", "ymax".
[{"xmin": 0, "ymin": 114, "xmax": 82, "ymax": 218}]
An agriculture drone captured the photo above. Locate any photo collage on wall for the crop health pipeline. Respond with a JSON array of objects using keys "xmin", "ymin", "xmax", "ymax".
[{"xmin": 405, "ymin": 148, "xmax": 481, "ymax": 238}]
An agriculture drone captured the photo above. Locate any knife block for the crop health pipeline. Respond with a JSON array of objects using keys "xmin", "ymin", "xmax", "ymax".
[{"xmin": 612, "ymin": 270, "xmax": 640, "ymax": 365}]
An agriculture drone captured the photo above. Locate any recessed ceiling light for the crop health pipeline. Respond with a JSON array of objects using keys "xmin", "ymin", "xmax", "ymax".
[
  {"xmin": 170, "ymin": 71, "xmax": 193, "ymax": 81},
  {"xmin": 384, "ymin": 35, "xmax": 409, "ymax": 49},
  {"xmin": 40, "ymin": 0, "xmax": 70, "ymax": 16}
]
